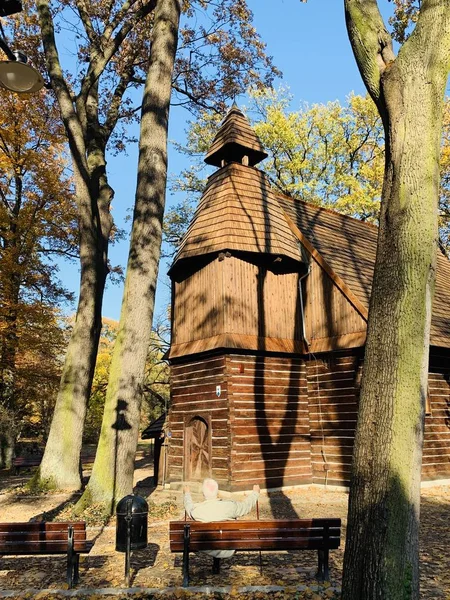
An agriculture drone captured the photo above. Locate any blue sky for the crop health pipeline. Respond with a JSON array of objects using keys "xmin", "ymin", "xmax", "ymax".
[{"xmin": 59, "ymin": 0, "xmax": 386, "ymax": 323}]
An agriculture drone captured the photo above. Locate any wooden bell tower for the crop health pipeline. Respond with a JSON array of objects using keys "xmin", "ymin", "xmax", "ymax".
[{"xmin": 166, "ymin": 105, "xmax": 311, "ymax": 491}]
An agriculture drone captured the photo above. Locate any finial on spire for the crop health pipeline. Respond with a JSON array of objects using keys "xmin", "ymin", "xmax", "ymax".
[{"xmin": 204, "ymin": 103, "xmax": 268, "ymax": 168}]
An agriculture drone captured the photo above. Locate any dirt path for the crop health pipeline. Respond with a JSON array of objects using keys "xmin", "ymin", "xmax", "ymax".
[{"xmin": 0, "ymin": 456, "xmax": 449, "ymax": 599}]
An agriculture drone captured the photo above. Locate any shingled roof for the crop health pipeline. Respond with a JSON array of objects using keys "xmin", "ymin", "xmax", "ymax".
[
  {"xmin": 277, "ymin": 194, "xmax": 450, "ymax": 348},
  {"xmin": 204, "ymin": 104, "xmax": 268, "ymax": 167},
  {"xmin": 171, "ymin": 162, "xmax": 305, "ymax": 269},
  {"xmin": 172, "ymin": 105, "xmax": 450, "ymax": 349}
]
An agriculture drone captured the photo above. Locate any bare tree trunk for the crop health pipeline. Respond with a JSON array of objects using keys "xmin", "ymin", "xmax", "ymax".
[
  {"xmin": 342, "ymin": 2, "xmax": 450, "ymax": 599},
  {"xmin": 34, "ymin": 1, "xmax": 114, "ymax": 490},
  {"xmin": 76, "ymin": 0, "xmax": 181, "ymax": 512},
  {"xmin": 36, "ymin": 158, "xmax": 111, "ymax": 490}
]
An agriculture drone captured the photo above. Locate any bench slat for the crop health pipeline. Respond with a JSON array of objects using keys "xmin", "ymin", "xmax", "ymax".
[
  {"xmin": 0, "ymin": 522, "xmax": 86, "ymax": 532},
  {"xmin": 0, "ymin": 531, "xmax": 87, "ymax": 542},
  {"xmin": 0, "ymin": 541, "xmax": 93, "ymax": 554},
  {"xmin": 170, "ymin": 527, "xmax": 341, "ymax": 539},
  {"xmin": 171, "ymin": 538, "xmax": 340, "ymax": 550},
  {"xmin": 170, "ymin": 531, "xmax": 340, "ymax": 549},
  {"xmin": 170, "ymin": 519, "xmax": 340, "ymax": 531},
  {"xmin": 13, "ymin": 457, "xmax": 41, "ymax": 464}
]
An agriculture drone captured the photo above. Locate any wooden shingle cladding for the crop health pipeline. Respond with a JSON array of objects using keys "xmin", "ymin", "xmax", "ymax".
[
  {"xmin": 204, "ymin": 105, "xmax": 268, "ymax": 168},
  {"xmin": 171, "ymin": 163, "xmax": 304, "ymax": 268}
]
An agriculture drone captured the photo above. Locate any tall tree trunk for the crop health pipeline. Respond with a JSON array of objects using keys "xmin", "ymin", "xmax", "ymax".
[
  {"xmin": 342, "ymin": 2, "xmax": 450, "ymax": 599},
  {"xmin": 34, "ymin": 1, "xmax": 114, "ymax": 490},
  {"xmin": 76, "ymin": 0, "xmax": 181, "ymax": 512},
  {"xmin": 37, "ymin": 162, "xmax": 111, "ymax": 490}
]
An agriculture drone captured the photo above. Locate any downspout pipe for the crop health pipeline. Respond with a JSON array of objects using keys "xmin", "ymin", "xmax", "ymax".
[{"xmin": 299, "ymin": 265, "xmax": 311, "ymax": 350}]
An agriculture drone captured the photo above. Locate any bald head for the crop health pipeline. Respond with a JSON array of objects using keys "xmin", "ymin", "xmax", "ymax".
[{"xmin": 202, "ymin": 478, "xmax": 219, "ymax": 500}]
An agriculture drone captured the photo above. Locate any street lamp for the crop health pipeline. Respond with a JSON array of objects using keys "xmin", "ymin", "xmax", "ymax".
[
  {"xmin": 0, "ymin": 47, "xmax": 44, "ymax": 93},
  {"xmin": 0, "ymin": 0, "xmax": 44, "ymax": 93}
]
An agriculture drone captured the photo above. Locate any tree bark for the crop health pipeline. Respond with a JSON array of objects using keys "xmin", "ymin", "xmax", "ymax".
[
  {"xmin": 35, "ymin": 1, "xmax": 116, "ymax": 490},
  {"xmin": 76, "ymin": 0, "xmax": 181, "ymax": 511},
  {"xmin": 37, "ymin": 157, "xmax": 111, "ymax": 489},
  {"xmin": 342, "ymin": 2, "xmax": 450, "ymax": 599}
]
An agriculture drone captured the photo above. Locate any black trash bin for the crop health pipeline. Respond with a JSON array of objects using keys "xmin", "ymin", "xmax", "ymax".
[
  {"xmin": 116, "ymin": 494, "xmax": 148, "ymax": 552},
  {"xmin": 116, "ymin": 494, "xmax": 148, "ymax": 586}
]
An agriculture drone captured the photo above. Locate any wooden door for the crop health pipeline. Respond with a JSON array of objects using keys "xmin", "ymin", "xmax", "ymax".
[{"xmin": 185, "ymin": 417, "xmax": 211, "ymax": 481}]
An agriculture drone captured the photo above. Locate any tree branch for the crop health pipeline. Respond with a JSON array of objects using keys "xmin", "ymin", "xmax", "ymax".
[
  {"xmin": 36, "ymin": 0, "xmax": 88, "ymax": 174},
  {"xmin": 344, "ymin": 0, "xmax": 395, "ymax": 109},
  {"xmin": 78, "ymin": 0, "xmax": 157, "ymax": 101}
]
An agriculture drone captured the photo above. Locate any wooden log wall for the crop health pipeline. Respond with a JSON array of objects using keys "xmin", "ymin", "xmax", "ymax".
[
  {"xmin": 167, "ymin": 355, "xmax": 230, "ymax": 488},
  {"xmin": 226, "ymin": 354, "xmax": 312, "ymax": 491},
  {"xmin": 167, "ymin": 350, "xmax": 449, "ymax": 491},
  {"xmin": 305, "ymin": 348, "xmax": 450, "ymax": 486},
  {"xmin": 306, "ymin": 352, "xmax": 362, "ymax": 486},
  {"xmin": 423, "ymin": 348, "xmax": 450, "ymax": 480}
]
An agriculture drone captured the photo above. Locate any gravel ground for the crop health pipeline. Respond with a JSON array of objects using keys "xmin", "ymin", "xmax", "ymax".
[{"xmin": 0, "ymin": 460, "xmax": 449, "ymax": 600}]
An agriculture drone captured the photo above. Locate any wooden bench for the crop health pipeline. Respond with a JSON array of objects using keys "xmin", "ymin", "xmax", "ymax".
[
  {"xmin": 0, "ymin": 522, "xmax": 93, "ymax": 588},
  {"xmin": 13, "ymin": 455, "xmax": 42, "ymax": 474},
  {"xmin": 13, "ymin": 453, "xmax": 94, "ymax": 475},
  {"xmin": 170, "ymin": 518, "xmax": 341, "ymax": 587}
]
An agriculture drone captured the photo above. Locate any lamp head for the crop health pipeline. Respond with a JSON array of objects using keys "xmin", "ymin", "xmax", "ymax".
[
  {"xmin": 0, "ymin": 50, "xmax": 44, "ymax": 93},
  {"xmin": 0, "ymin": 0, "xmax": 22, "ymax": 18}
]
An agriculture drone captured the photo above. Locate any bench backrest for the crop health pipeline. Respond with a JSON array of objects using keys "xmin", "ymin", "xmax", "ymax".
[
  {"xmin": 170, "ymin": 518, "xmax": 341, "ymax": 552},
  {"xmin": 0, "ymin": 522, "xmax": 88, "ymax": 554},
  {"xmin": 13, "ymin": 456, "xmax": 42, "ymax": 466}
]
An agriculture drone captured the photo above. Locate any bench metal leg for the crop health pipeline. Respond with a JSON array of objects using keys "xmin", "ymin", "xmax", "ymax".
[
  {"xmin": 317, "ymin": 548, "xmax": 330, "ymax": 582},
  {"xmin": 182, "ymin": 524, "xmax": 190, "ymax": 588},
  {"xmin": 317, "ymin": 549, "xmax": 324, "ymax": 581},
  {"xmin": 74, "ymin": 554, "xmax": 80, "ymax": 585},
  {"xmin": 212, "ymin": 557, "xmax": 221, "ymax": 574},
  {"xmin": 66, "ymin": 526, "xmax": 75, "ymax": 588},
  {"xmin": 323, "ymin": 548, "xmax": 330, "ymax": 581}
]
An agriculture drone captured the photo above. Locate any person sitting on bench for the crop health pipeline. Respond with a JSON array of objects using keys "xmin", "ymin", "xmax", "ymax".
[{"xmin": 183, "ymin": 478, "xmax": 260, "ymax": 558}]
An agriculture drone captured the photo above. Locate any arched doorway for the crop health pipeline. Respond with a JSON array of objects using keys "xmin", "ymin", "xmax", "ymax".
[{"xmin": 184, "ymin": 416, "xmax": 211, "ymax": 481}]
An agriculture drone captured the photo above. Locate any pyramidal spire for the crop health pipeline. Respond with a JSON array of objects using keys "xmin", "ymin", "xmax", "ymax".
[{"xmin": 204, "ymin": 104, "xmax": 268, "ymax": 168}]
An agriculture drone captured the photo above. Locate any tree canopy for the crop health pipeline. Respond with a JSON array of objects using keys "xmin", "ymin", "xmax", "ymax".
[
  {"xmin": 0, "ymin": 89, "xmax": 77, "ymax": 463},
  {"xmin": 165, "ymin": 88, "xmax": 450, "ymax": 255}
]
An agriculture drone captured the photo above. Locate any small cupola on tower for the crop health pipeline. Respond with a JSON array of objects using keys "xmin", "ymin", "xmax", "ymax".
[{"xmin": 204, "ymin": 103, "xmax": 268, "ymax": 168}]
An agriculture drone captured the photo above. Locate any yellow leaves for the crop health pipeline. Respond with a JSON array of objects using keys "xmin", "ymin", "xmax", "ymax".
[
  {"xmin": 389, "ymin": 1, "xmax": 421, "ymax": 44},
  {"xmin": 250, "ymin": 87, "xmax": 385, "ymax": 222}
]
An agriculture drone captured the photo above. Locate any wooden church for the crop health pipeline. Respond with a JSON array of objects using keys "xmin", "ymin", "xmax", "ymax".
[{"xmin": 164, "ymin": 105, "xmax": 450, "ymax": 491}]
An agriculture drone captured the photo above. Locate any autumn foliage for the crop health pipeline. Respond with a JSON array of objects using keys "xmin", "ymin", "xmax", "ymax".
[{"xmin": 0, "ymin": 90, "xmax": 77, "ymax": 455}]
